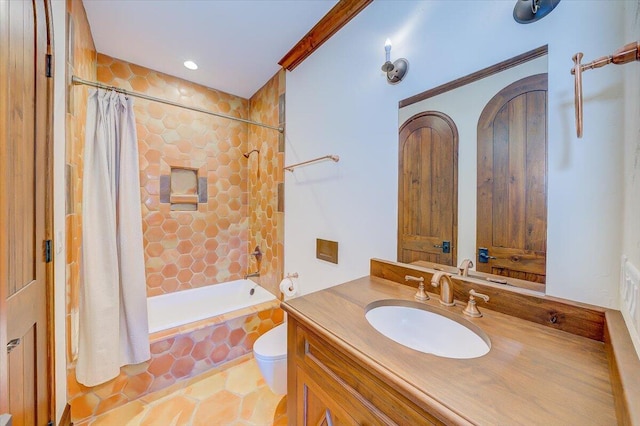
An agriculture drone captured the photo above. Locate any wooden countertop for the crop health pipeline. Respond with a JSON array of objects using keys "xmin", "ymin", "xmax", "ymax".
[{"xmin": 283, "ymin": 275, "xmax": 617, "ymax": 425}]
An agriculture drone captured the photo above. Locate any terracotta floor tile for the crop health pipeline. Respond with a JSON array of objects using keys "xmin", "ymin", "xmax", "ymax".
[
  {"xmin": 140, "ymin": 395, "xmax": 196, "ymax": 426},
  {"xmin": 192, "ymin": 390, "xmax": 241, "ymax": 426},
  {"xmin": 240, "ymin": 386, "xmax": 281, "ymax": 425},
  {"xmin": 225, "ymin": 360, "xmax": 265, "ymax": 395},
  {"xmin": 95, "ymin": 393, "xmax": 130, "ymax": 416},
  {"xmin": 70, "ymin": 392, "xmax": 100, "ymax": 422},
  {"xmin": 183, "ymin": 371, "xmax": 227, "ymax": 399},
  {"xmin": 79, "ymin": 356, "xmax": 283, "ymax": 426},
  {"xmin": 139, "ymin": 376, "xmax": 188, "ymax": 405},
  {"xmin": 89, "ymin": 400, "xmax": 147, "ymax": 426}
]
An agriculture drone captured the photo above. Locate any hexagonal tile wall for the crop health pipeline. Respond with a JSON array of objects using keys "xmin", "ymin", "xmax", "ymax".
[
  {"xmin": 247, "ymin": 70, "xmax": 286, "ymax": 298},
  {"xmin": 97, "ymin": 53, "xmax": 250, "ymax": 296}
]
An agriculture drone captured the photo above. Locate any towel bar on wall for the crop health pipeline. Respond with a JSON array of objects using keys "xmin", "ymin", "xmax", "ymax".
[
  {"xmin": 571, "ymin": 41, "xmax": 639, "ymax": 138},
  {"xmin": 284, "ymin": 155, "xmax": 339, "ymax": 172}
]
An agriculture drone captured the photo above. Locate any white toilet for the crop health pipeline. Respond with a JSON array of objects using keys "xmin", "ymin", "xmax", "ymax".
[{"xmin": 253, "ymin": 323, "xmax": 287, "ymax": 394}]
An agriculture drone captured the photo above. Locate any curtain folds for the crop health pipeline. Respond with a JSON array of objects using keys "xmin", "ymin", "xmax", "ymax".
[{"xmin": 77, "ymin": 89, "xmax": 150, "ymax": 387}]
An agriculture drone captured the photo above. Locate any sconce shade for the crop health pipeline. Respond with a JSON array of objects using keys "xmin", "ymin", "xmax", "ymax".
[
  {"xmin": 513, "ymin": 0, "xmax": 560, "ymax": 24},
  {"xmin": 387, "ymin": 58, "xmax": 409, "ymax": 84}
]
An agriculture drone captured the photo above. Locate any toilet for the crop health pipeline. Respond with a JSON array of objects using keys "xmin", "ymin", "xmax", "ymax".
[{"xmin": 253, "ymin": 323, "xmax": 287, "ymax": 394}]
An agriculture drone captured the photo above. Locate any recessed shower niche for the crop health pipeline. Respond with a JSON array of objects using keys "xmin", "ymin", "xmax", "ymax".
[{"xmin": 160, "ymin": 166, "xmax": 208, "ymax": 211}]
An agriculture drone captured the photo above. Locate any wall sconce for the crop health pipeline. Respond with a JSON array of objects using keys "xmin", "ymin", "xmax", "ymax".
[
  {"xmin": 381, "ymin": 38, "xmax": 409, "ymax": 84},
  {"xmin": 513, "ymin": 0, "xmax": 561, "ymax": 24}
]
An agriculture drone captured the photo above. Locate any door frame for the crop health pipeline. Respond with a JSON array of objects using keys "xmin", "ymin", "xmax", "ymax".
[{"xmin": 0, "ymin": 0, "xmax": 55, "ymax": 420}]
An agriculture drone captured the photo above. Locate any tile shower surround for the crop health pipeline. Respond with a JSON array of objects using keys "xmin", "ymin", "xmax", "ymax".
[
  {"xmin": 97, "ymin": 53, "xmax": 250, "ymax": 297},
  {"xmin": 247, "ymin": 70, "xmax": 286, "ymax": 298}
]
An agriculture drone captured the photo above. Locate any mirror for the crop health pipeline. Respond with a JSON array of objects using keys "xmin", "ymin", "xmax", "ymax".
[{"xmin": 398, "ymin": 47, "xmax": 548, "ymax": 292}]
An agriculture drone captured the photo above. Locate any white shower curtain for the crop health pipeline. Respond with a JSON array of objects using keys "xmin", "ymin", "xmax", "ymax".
[{"xmin": 77, "ymin": 89, "xmax": 150, "ymax": 387}]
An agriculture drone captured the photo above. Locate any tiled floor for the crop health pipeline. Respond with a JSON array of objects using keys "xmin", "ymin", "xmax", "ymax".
[{"xmin": 79, "ymin": 355, "xmax": 287, "ymax": 426}]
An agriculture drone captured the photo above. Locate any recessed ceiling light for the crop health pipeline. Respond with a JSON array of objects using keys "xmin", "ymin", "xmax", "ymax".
[{"xmin": 183, "ymin": 60, "xmax": 198, "ymax": 70}]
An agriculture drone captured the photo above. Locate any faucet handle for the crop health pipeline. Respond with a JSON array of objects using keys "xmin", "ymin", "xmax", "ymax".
[
  {"xmin": 250, "ymin": 246, "xmax": 262, "ymax": 263},
  {"xmin": 405, "ymin": 275, "xmax": 424, "ymax": 283},
  {"xmin": 463, "ymin": 289, "xmax": 490, "ymax": 318},
  {"xmin": 406, "ymin": 275, "xmax": 429, "ymax": 301}
]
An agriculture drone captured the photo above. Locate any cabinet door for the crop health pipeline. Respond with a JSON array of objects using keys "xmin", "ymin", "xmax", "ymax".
[{"xmin": 297, "ymin": 368, "xmax": 355, "ymax": 426}]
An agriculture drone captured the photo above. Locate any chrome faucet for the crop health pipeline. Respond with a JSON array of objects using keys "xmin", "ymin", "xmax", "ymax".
[
  {"xmin": 244, "ymin": 271, "xmax": 260, "ymax": 279},
  {"xmin": 458, "ymin": 259, "xmax": 473, "ymax": 277},
  {"xmin": 430, "ymin": 272, "xmax": 455, "ymax": 306}
]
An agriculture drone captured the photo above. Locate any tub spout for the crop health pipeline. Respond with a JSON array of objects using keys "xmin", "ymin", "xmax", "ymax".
[{"xmin": 244, "ymin": 271, "xmax": 260, "ymax": 279}]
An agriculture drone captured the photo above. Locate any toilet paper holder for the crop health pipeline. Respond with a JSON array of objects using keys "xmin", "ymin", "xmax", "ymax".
[{"xmin": 279, "ymin": 273, "xmax": 299, "ymax": 301}]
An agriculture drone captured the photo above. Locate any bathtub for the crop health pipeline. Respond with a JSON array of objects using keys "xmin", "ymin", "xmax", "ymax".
[
  {"xmin": 71, "ymin": 280, "xmax": 283, "ymax": 425},
  {"xmin": 147, "ymin": 279, "xmax": 277, "ymax": 333}
]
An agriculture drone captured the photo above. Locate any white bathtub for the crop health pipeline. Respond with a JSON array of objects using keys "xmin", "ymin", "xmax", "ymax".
[{"xmin": 147, "ymin": 280, "xmax": 277, "ymax": 333}]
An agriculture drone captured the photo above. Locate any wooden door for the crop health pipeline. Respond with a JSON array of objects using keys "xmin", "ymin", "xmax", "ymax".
[
  {"xmin": 477, "ymin": 73, "xmax": 547, "ymax": 283},
  {"xmin": 0, "ymin": 0, "xmax": 52, "ymax": 424},
  {"xmin": 398, "ymin": 112, "xmax": 458, "ymax": 266}
]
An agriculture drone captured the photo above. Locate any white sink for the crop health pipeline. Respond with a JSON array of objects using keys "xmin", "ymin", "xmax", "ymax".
[{"xmin": 365, "ymin": 300, "xmax": 490, "ymax": 359}]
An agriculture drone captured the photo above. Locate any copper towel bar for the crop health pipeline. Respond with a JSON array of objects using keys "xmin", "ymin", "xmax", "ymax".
[
  {"xmin": 284, "ymin": 155, "xmax": 339, "ymax": 172},
  {"xmin": 571, "ymin": 41, "xmax": 639, "ymax": 138}
]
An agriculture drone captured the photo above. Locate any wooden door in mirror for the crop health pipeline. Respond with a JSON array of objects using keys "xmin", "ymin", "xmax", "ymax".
[
  {"xmin": 477, "ymin": 73, "xmax": 547, "ymax": 283},
  {"xmin": 398, "ymin": 112, "xmax": 458, "ymax": 266}
]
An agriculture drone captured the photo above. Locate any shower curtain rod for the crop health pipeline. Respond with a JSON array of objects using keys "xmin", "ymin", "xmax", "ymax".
[{"xmin": 71, "ymin": 75, "xmax": 284, "ymax": 133}]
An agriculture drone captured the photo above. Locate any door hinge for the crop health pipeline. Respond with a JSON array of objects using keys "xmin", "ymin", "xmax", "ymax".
[
  {"xmin": 44, "ymin": 240, "xmax": 52, "ymax": 263},
  {"xmin": 6, "ymin": 338, "xmax": 20, "ymax": 354},
  {"xmin": 45, "ymin": 54, "xmax": 52, "ymax": 78}
]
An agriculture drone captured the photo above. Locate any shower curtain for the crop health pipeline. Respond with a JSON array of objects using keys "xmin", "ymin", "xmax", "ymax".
[{"xmin": 77, "ymin": 89, "xmax": 150, "ymax": 387}]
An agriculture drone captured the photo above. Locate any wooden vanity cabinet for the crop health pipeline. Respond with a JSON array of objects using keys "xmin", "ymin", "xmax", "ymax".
[{"xmin": 287, "ymin": 315, "xmax": 443, "ymax": 426}]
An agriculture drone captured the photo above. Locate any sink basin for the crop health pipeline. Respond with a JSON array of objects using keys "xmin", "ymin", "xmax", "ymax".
[{"xmin": 365, "ymin": 300, "xmax": 490, "ymax": 359}]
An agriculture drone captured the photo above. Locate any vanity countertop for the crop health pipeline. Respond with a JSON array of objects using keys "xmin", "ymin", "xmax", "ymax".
[{"xmin": 282, "ymin": 275, "xmax": 617, "ymax": 425}]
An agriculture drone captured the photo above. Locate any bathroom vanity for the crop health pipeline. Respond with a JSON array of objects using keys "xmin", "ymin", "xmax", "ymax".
[{"xmin": 281, "ymin": 259, "xmax": 640, "ymax": 425}]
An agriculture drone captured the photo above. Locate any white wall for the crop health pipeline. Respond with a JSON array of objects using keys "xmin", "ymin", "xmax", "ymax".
[
  {"xmin": 52, "ymin": 0, "xmax": 67, "ymax": 422},
  {"xmin": 285, "ymin": 0, "xmax": 626, "ymax": 308},
  {"xmin": 621, "ymin": 0, "xmax": 640, "ymax": 354}
]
